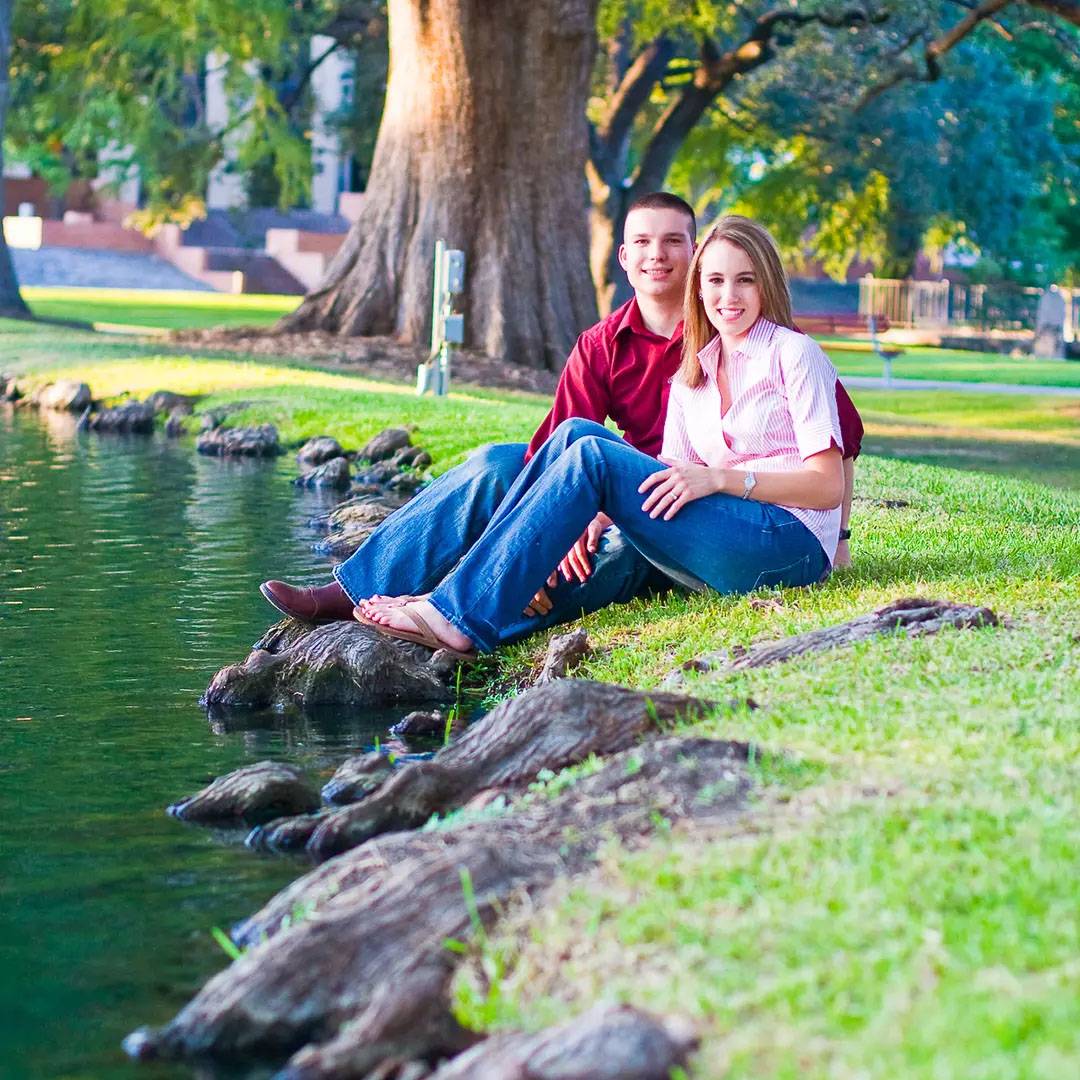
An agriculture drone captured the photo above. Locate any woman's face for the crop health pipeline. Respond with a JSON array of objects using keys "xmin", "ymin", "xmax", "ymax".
[{"xmin": 698, "ymin": 239, "xmax": 762, "ymax": 342}]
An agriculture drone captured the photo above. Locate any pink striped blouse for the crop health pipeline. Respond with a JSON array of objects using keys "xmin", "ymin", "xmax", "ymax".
[{"xmin": 660, "ymin": 317, "xmax": 844, "ymax": 563}]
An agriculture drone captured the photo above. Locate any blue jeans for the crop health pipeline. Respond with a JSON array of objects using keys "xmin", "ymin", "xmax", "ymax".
[
  {"xmin": 334, "ymin": 441, "xmax": 660, "ymax": 645},
  {"xmin": 429, "ymin": 419, "xmax": 829, "ymax": 652}
]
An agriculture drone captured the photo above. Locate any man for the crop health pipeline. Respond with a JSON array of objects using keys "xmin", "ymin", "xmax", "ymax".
[{"xmin": 262, "ymin": 193, "xmax": 862, "ymax": 636}]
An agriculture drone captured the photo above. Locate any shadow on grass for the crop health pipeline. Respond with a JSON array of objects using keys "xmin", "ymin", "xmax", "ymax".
[{"xmin": 862, "ymin": 433, "xmax": 1080, "ymax": 491}]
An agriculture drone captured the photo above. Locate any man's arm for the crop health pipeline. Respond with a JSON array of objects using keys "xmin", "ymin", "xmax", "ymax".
[
  {"xmin": 835, "ymin": 457, "xmax": 854, "ymax": 568},
  {"xmin": 833, "ymin": 381, "xmax": 862, "ymax": 568},
  {"xmin": 525, "ymin": 330, "xmax": 612, "ymax": 461}
]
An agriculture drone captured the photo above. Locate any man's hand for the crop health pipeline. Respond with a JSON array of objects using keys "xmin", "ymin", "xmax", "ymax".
[
  {"xmin": 525, "ymin": 512, "xmax": 614, "ymax": 617},
  {"xmin": 639, "ymin": 462, "xmax": 723, "ymax": 520},
  {"xmin": 557, "ymin": 512, "xmax": 613, "ymax": 584},
  {"xmin": 833, "ymin": 538, "xmax": 852, "ymax": 568},
  {"xmin": 524, "ymin": 585, "xmax": 554, "ymax": 617}
]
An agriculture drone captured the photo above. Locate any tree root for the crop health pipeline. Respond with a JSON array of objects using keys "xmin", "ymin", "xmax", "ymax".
[
  {"xmin": 167, "ymin": 761, "xmax": 321, "ymax": 826},
  {"xmin": 300, "ymin": 679, "xmax": 715, "ymax": 858},
  {"xmin": 126, "ymin": 736, "xmax": 749, "ymax": 1074},
  {"xmin": 201, "ymin": 619, "xmax": 459, "ymax": 711},
  {"xmin": 666, "ymin": 597, "xmax": 1000, "ymax": 685}
]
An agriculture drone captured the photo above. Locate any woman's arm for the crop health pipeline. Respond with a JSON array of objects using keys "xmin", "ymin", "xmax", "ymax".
[{"xmin": 640, "ymin": 447, "xmax": 844, "ymax": 519}]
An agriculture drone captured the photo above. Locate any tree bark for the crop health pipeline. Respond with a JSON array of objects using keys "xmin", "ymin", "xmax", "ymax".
[
  {"xmin": 280, "ymin": 0, "xmax": 600, "ymax": 371},
  {"xmin": 125, "ymin": 736, "xmax": 750, "ymax": 1073},
  {"xmin": 0, "ymin": 0, "xmax": 30, "ymax": 319}
]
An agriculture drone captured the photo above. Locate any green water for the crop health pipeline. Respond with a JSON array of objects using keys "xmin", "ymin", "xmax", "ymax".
[{"xmin": 0, "ymin": 407, "xmax": 398, "ymax": 1079}]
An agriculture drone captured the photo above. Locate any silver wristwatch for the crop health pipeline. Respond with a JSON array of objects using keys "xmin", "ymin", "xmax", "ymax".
[{"xmin": 741, "ymin": 471, "xmax": 757, "ymax": 500}]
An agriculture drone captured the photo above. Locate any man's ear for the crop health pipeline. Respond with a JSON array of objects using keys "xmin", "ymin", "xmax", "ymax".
[{"xmin": 617, "ymin": 244, "xmax": 629, "ymax": 272}]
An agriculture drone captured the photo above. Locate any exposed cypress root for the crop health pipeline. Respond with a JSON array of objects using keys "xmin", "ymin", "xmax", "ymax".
[
  {"xmin": 534, "ymin": 627, "xmax": 590, "ymax": 683},
  {"xmin": 125, "ymin": 737, "xmax": 750, "ymax": 1074},
  {"xmin": 303, "ymin": 679, "xmax": 715, "ymax": 858},
  {"xmin": 667, "ymin": 597, "xmax": 1001, "ymax": 685},
  {"xmin": 246, "ymin": 808, "xmax": 337, "ymax": 853},
  {"xmin": 201, "ymin": 619, "xmax": 459, "ymax": 711},
  {"xmin": 167, "ymin": 761, "xmax": 321, "ymax": 826},
  {"xmin": 321, "ymin": 752, "xmax": 398, "ymax": 805},
  {"xmin": 422, "ymin": 1002, "xmax": 698, "ymax": 1080}
]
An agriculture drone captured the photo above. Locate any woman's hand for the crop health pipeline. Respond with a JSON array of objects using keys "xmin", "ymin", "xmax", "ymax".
[{"xmin": 639, "ymin": 462, "xmax": 726, "ymax": 520}]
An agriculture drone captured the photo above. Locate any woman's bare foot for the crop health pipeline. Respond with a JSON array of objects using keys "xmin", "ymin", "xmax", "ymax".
[
  {"xmin": 359, "ymin": 591, "xmax": 432, "ymax": 622},
  {"xmin": 378, "ymin": 600, "xmax": 474, "ymax": 653}
]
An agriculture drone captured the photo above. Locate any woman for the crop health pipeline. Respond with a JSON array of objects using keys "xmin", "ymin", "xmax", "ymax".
[{"xmin": 361, "ymin": 215, "xmax": 844, "ymax": 658}]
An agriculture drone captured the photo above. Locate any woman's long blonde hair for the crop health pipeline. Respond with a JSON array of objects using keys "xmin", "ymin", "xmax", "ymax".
[{"xmin": 679, "ymin": 215, "xmax": 795, "ymax": 389}]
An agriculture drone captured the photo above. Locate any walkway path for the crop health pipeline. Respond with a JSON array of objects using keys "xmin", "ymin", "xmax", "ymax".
[{"xmin": 844, "ymin": 375, "xmax": 1080, "ymax": 397}]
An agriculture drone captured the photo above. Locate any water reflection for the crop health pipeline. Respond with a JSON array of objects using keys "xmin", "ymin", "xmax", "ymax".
[{"xmin": 0, "ymin": 408, "xmax": 392, "ymax": 1079}]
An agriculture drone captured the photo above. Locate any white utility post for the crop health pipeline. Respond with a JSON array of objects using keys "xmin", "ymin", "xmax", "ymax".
[{"xmin": 417, "ymin": 239, "xmax": 465, "ymax": 396}]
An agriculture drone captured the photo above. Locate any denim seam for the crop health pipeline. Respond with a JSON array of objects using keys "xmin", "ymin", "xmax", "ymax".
[
  {"xmin": 434, "ymin": 439, "xmax": 610, "ymax": 647},
  {"xmin": 752, "ymin": 555, "xmax": 811, "ymax": 590},
  {"xmin": 332, "ymin": 563, "xmax": 361, "ymax": 605}
]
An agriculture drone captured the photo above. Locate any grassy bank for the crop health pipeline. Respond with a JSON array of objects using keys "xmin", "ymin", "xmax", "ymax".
[
  {"xmin": 456, "ymin": 454, "xmax": 1080, "ymax": 1078},
  {"xmin": 7, "ymin": 322, "xmax": 1080, "ymax": 1078},
  {"xmin": 4, "ymin": 317, "xmax": 1077, "ymax": 490},
  {"xmin": 22, "ymin": 286, "xmax": 299, "ymax": 330},
  {"xmin": 821, "ymin": 340, "xmax": 1080, "ymax": 389}
]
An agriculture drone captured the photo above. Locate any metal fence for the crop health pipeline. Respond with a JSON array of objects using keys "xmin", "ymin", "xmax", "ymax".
[
  {"xmin": 858, "ymin": 277, "xmax": 950, "ymax": 328},
  {"xmin": 858, "ymin": 276, "xmax": 1077, "ymax": 341}
]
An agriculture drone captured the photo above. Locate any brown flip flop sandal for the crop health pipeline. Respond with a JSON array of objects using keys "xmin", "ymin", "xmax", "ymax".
[
  {"xmin": 354, "ymin": 607, "xmax": 478, "ymax": 662},
  {"xmin": 363, "ymin": 594, "xmax": 422, "ymax": 607}
]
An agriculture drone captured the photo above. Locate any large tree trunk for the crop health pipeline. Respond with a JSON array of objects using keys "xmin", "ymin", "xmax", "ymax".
[
  {"xmin": 281, "ymin": 0, "xmax": 600, "ymax": 370},
  {"xmin": 0, "ymin": 0, "xmax": 30, "ymax": 319}
]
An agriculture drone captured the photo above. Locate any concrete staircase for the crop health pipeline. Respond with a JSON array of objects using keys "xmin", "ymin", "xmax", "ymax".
[{"xmin": 153, "ymin": 212, "xmax": 347, "ymax": 294}]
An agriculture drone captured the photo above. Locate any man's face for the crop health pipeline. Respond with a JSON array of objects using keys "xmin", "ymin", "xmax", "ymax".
[{"xmin": 618, "ymin": 207, "xmax": 694, "ymax": 303}]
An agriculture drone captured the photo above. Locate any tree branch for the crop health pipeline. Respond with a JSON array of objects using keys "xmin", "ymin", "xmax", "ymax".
[
  {"xmin": 279, "ymin": 38, "xmax": 342, "ymax": 114},
  {"xmin": 1022, "ymin": 0, "xmax": 1080, "ymax": 24},
  {"xmin": 855, "ymin": 0, "xmax": 1014, "ymax": 109},
  {"xmin": 591, "ymin": 35, "xmax": 677, "ymax": 182},
  {"xmin": 629, "ymin": 5, "xmax": 885, "ymax": 200}
]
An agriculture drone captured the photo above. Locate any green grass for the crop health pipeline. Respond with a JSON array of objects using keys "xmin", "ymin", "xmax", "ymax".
[
  {"xmin": 0, "ymin": 335, "xmax": 550, "ymax": 472},
  {"xmin": 853, "ymin": 388, "xmax": 1080, "ymax": 490},
  {"xmin": 453, "ymin": 455, "xmax": 1080, "ymax": 1078},
  {"xmin": 7, "ymin": 318, "xmax": 1080, "ymax": 1078},
  {"xmin": 822, "ymin": 338, "xmax": 1080, "ymax": 388},
  {"xmin": 22, "ymin": 286, "xmax": 299, "ymax": 330},
  {"xmin": 5, "ymin": 317, "xmax": 1076, "ymax": 490}
]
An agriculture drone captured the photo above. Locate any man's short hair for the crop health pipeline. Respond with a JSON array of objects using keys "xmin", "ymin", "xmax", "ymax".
[{"xmin": 624, "ymin": 192, "xmax": 697, "ymax": 243}]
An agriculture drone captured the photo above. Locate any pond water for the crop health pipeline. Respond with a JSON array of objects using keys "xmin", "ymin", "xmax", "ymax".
[{"xmin": 0, "ymin": 407, "xmax": 403, "ymax": 1078}]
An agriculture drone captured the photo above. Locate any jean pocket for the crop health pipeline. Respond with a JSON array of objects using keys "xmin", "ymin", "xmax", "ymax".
[{"xmin": 753, "ymin": 555, "xmax": 813, "ymax": 590}]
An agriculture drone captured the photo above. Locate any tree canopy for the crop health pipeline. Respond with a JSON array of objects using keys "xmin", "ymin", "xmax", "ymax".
[{"xmin": 3, "ymin": 0, "xmax": 1079, "ymax": 346}]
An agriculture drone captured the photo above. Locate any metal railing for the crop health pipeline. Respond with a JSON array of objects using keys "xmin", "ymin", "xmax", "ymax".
[
  {"xmin": 859, "ymin": 276, "xmax": 1076, "ymax": 341},
  {"xmin": 859, "ymin": 277, "xmax": 950, "ymax": 328}
]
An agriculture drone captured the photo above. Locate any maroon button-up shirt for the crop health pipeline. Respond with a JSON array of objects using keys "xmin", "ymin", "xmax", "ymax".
[{"xmin": 527, "ymin": 298, "xmax": 863, "ymax": 461}]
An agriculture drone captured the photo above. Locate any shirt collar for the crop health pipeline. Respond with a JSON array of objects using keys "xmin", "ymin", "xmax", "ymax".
[
  {"xmin": 696, "ymin": 317, "xmax": 777, "ymax": 381},
  {"xmin": 615, "ymin": 297, "xmax": 683, "ymax": 343}
]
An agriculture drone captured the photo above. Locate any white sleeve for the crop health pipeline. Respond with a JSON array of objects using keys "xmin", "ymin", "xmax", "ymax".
[{"xmin": 778, "ymin": 336, "xmax": 843, "ymax": 461}]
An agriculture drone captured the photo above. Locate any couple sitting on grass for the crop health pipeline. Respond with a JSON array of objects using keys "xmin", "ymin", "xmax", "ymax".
[{"xmin": 261, "ymin": 193, "xmax": 863, "ymax": 660}]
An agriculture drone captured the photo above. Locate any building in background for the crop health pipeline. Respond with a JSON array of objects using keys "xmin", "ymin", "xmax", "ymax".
[{"xmin": 2, "ymin": 38, "xmax": 364, "ymax": 294}]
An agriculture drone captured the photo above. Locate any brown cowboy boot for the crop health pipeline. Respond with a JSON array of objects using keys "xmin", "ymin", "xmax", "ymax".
[{"xmin": 259, "ymin": 579, "xmax": 355, "ymax": 623}]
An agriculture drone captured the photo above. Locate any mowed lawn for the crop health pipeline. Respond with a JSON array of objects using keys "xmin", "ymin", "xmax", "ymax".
[
  {"xmin": 22, "ymin": 286, "xmax": 300, "ymax": 331},
  {"xmin": 821, "ymin": 338, "xmax": 1080, "ymax": 389},
  {"xmin": 16, "ymin": 284, "xmax": 1080, "ymax": 387},
  {"xmin": 5, "ymin": 315, "xmax": 1080, "ymax": 1078}
]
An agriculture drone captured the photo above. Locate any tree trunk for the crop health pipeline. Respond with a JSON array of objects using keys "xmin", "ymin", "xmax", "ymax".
[
  {"xmin": 280, "ymin": 0, "xmax": 600, "ymax": 371},
  {"xmin": 881, "ymin": 205, "xmax": 925, "ymax": 279},
  {"xmin": 0, "ymin": 0, "xmax": 30, "ymax": 320}
]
